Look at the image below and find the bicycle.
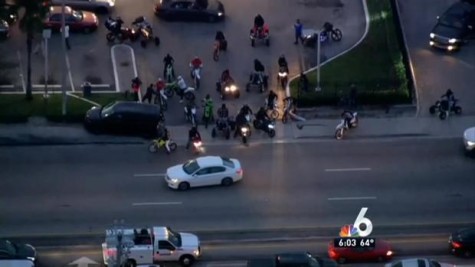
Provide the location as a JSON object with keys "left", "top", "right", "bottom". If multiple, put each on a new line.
{"left": 148, "top": 138, "right": 177, "bottom": 153}
{"left": 213, "top": 41, "right": 220, "bottom": 62}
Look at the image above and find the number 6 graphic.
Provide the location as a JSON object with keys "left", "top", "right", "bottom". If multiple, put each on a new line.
{"left": 353, "top": 207, "right": 373, "bottom": 237}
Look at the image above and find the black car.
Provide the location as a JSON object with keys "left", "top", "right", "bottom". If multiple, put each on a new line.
{"left": 0, "top": 239, "right": 37, "bottom": 262}
{"left": 155, "top": 0, "right": 225, "bottom": 22}
{"left": 84, "top": 101, "right": 163, "bottom": 137}
{"left": 429, "top": 1, "right": 475, "bottom": 51}
{"left": 449, "top": 227, "right": 475, "bottom": 257}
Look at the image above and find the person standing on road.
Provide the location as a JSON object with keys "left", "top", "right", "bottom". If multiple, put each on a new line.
{"left": 61, "top": 25, "right": 71, "bottom": 50}
{"left": 298, "top": 72, "right": 309, "bottom": 92}
{"left": 142, "top": 83, "right": 155, "bottom": 103}
{"left": 294, "top": 19, "right": 303, "bottom": 45}
{"left": 163, "top": 53, "right": 174, "bottom": 77}
{"left": 131, "top": 77, "right": 142, "bottom": 102}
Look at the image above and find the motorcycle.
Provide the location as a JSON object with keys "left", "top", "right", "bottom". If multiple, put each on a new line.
{"left": 265, "top": 98, "right": 279, "bottom": 120}
{"left": 302, "top": 22, "right": 343, "bottom": 48}
{"left": 213, "top": 38, "right": 228, "bottom": 61}
{"left": 131, "top": 16, "right": 160, "bottom": 48}
{"left": 154, "top": 90, "right": 168, "bottom": 111}
{"left": 165, "top": 64, "right": 175, "bottom": 83}
{"left": 335, "top": 112, "right": 358, "bottom": 140}
{"left": 250, "top": 25, "right": 270, "bottom": 47}
{"left": 240, "top": 124, "right": 251, "bottom": 144}
{"left": 430, "top": 99, "right": 462, "bottom": 120}
{"left": 277, "top": 65, "right": 288, "bottom": 90}
{"left": 184, "top": 102, "right": 198, "bottom": 126}
{"left": 164, "top": 83, "right": 196, "bottom": 102}
{"left": 148, "top": 138, "right": 177, "bottom": 153}
{"left": 282, "top": 98, "right": 306, "bottom": 124}
{"left": 217, "top": 79, "right": 240, "bottom": 100}
{"left": 253, "top": 119, "right": 276, "bottom": 138}
{"left": 246, "top": 72, "right": 268, "bottom": 93}
{"left": 212, "top": 117, "right": 232, "bottom": 139}
{"left": 106, "top": 26, "right": 137, "bottom": 43}
{"left": 190, "top": 65, "right": 202, "bottom": 90}
{"left": 192, "top": 137, "right": 204, "bottom": 154}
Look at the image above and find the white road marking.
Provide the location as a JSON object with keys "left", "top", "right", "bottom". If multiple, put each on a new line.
{"left": 134, "top": 173, "right": 166, "bottom": 177}
{"left": 132, "top": 202, "right": 182, "bottom": 206}
{"left": 325, "top": 168, "right": 371, "bottom": 172}
{"left": 328, "top": 196, "right": 377, "bottom": 201}
{"left": 206, "top": 262, "right": 247, "bottom": 267}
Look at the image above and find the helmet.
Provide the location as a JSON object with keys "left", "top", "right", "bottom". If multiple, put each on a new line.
{"left": 177, "top": 76, "right": 183, "bottom": 80}
{"left": 221, "top": 103, "right": 226, "bottom": 108}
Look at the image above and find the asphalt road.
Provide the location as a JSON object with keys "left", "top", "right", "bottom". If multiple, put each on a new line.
{"left": 398, "top": 0, "right": 475, "bottom": 116}
{"left": 0, "top": 137, "right": 474, "bottom": 237}
{"left": 3, "top": 0, "right": 366, "bottom": 125}
{"left": 27, "top": 236, "right": 475, "bottom": 267}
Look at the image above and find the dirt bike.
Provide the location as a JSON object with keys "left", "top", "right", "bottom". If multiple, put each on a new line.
{"left": 148, "top": 138, "right": 177, "bottom": 153}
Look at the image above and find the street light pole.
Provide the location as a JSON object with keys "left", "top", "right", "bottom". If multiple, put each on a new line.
{"left": 60, "top": 0, "right": 67, "bottom": 116}
{"left": 315, "top": 30, "right": 321, "bottom": 92}
{"left": 42, "top": 29, "right": 51, "bottom": 99}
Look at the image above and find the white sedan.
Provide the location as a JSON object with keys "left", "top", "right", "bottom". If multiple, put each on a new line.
{"left": 463, "top": 126, "right": 475, "bottom": 156}
{"left": 165, "top": 156, "right": 243, "bottom": 190}
{"left": 384, "top": 258, "right": 454, "bottom": 267}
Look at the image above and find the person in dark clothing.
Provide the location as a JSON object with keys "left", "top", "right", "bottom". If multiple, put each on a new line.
{"left": 298, "top": 72, "right": 309, "bottom": 92}
{"left": 163, "top": 53, "right": 174, "bottom": 77}
{"left": 256, "top": 107, "right": 270, "bottom": 123}
{"left": 131, "top": 77, "right": 142, "bottom": 102}
{"left": 341, "top": 110, "right": 354, "bottom": 128}
{"left": 278, "top": 55, "right": 288, "bottom": 71}
{"left": 294, "top": 19, "right": 303, "bottom": 44}
{"left": 254, "top": 14, "right": 264, "bottom": 29}
{"left": 239, "top": 104, "right": 253, "bottom": 117}
{"left": 142, "top": 83, "right": 155, "bottom": 103}
{"left": 254, "top": 59, "right": 265, "bottom": 73}
{"left": 266, "top": 90, "right": 277, "bottom": 110}
{"left": 216, "top": 103, "right": 229, "bottom": 130}
{"left": 234, "top": 111, "right": 249, "bottom": 138}
{"left": 440, "top": 88, "right": 455, "bottom": 111}
{"left": 186, "top": 126, "right": 201, "bottom": 149}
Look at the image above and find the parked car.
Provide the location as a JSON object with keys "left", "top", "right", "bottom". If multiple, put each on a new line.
{"left": 84, "top": 101, "right": 162, "bottom": 137}
{"left": 49, "top": 0, "right": 115, "bottom": 13}
{"left": 0, "top": 239, "right": 37, "bottom": 262}
{"left": 43, "top": 6, "right": 98, "bottom": 33}
{"left": 463, "top": 127, "right": 475, "bottom": 157}
{"left": 0, "top": 20, "right": 9, "bottom": 39}
{"left": 328, "top": 239, "right": 393, "bottom": 263}
{"left": 154, "top": 0, "right": 225, "bottom": 22}
{"left": 449, "top": 227, "right": 475, "bottom": 257}
{"left": 165, "top": 156, "right": 243, "bottom": 190}
{"left": 0, "top": 3, "right": 18, "bottom": 24}
{"left": 429, "top": 1, "right": 475, "bottom": 51}
{"left": 385, "top": 258, "right": 454, "bottom": 267}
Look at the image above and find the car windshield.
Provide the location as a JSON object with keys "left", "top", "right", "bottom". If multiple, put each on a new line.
{"left": 71, "top": 10, "right": 83, "bottom": 21}
{"left": 439, "top": 14, "right": 465, "bottom": 29}
{"left": 0, "top": 240, "right": 17, "bottom": 255}
{"left": 182, "top": 160, "right": 200, "bottom": 174}
{"left": 166, "top": 227, "right": 182, "bottom": 247}
{"left": 221, "top": 157, "right": 235, "bottom": 168}
{"left": 101, "top": 102, "right": 115, "bottom": 118}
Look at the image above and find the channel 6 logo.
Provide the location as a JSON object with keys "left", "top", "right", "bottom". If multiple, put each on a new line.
{"left": 339, "top": 208, "right": 373, "bottom": 237}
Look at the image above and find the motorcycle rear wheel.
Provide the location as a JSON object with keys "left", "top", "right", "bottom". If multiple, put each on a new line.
{"left": 439, "top": 111, "right": 447, "bottom": 120}
{"left": 335, "top": 129, "right": 344, "bottom": 140}
{"left": 268, "top": 129, "right": 276, "bottom": 138}
{"left": 331, "top": 29, "right": 343, "bottom": 41}
{"left": 106, "top": 33, "right": 115, "bottom": 42}
{"left": 164, "top": 88, "right": 174, "bottom": 98}
{"left": 169, "top": 141, "right": 177, "bottom": 152}
{"left": 270, "top": 110, "right": 279, "bottom": 120}
{"left": 429, "top": 105, "right": 437, "bottom": 114}
{"left": 148, "top": 143, "right": 158, "bottom": 153}
{"left": 454, "top": 106, "right": 462, "bottom": 115}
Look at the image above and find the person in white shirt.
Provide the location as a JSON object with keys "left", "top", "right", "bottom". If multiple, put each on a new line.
{"left": 60, "top": 25, "right": 70, "bottom": 50}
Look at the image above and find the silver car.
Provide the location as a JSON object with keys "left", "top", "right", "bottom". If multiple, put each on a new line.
{"left": 463, "top": 126, "right": 475, "bottom": 156}
{"left": 51, "top": 0, "right": 115, "bottom": 13}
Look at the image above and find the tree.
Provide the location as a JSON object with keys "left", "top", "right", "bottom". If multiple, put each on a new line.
{"left": 15, "top": 0, "right": 48, "bottom": 100}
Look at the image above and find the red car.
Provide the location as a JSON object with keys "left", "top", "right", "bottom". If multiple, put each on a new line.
{"left": 43, "top": 6, "right": 98, "bottom": 33}
{"left": 328, "top": 239, "right": 393, "bottom": 264}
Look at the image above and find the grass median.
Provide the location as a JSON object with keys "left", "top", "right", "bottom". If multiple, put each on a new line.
{"left": 0, "top": 93, "right": 127, "bottom": 123}
{"left": 290, "top": 0, "right": 412, "bottom": 107}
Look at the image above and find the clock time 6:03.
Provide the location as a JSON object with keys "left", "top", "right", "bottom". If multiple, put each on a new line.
{"left": 334, "top": 238, "right": 376, "bottom": 248}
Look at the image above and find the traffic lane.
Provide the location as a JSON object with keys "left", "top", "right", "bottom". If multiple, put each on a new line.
{"left": 1, "top": 138, "right": 475, "bottom": 235}
{"left": 398, "top": 0, "right": 475, "bottom": 116}
{"left": 119, "top": 0, "right": 366, "bottom": 125}
{"left": 32, "top": 236, "right": 475, "bottom": 267}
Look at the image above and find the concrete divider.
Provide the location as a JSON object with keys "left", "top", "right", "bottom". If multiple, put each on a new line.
{"left": 111, "top": 44, "right": 140, "bottom": 101}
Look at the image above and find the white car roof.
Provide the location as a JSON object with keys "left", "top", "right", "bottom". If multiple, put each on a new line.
{"left": 196, "top": 156, "right": 224, "bottom": 167}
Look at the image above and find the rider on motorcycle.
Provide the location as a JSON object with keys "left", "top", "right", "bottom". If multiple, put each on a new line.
{"left": 215, "top": 31, "right": 226, "bottom": 43}
{"left": 254, "top": 59, "right": 265, "bottom": 73}
{"left": 256, "top": 107, "right": 271, "bottom": 125}
{"left": 176, "top": 76, "right": 188, "bottom": 103}
{"left": 186, "top": 126, "right": 201, "bottom": 149}
{"left": 190, "top": 56, "right": 203, "bottom": 70}
{"left": 105, "top": 16, "right": 123, "bottom": 34}
{"left": 218, "top": 103, "right": 229, "bottom": 119}
{"left": 155, "top": 77, "right": 166, "bottom": 101}
{"left": 221, "top": 69, "right": 234, "bottom": 83}
{"left": 254, "top": 14, "right": 264, "bottom": 31}
{"left": 266, "top": 90, "right": 277, "bottom": 110}
{"left": 441, "top": 88, "right": 455, "bottom": 111}
{"left": 234, "top": 109, "right": 250, "bottom": 138}
{"left": 278, "top": 55, "right": 289, "bottom": 72}
{"left": 156, "top": 122, "right": 171, "bottom": 154}
{"left": 341, "top": 110, "right": 354, "bottom": 128}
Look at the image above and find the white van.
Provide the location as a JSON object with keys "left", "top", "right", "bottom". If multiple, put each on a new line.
{"left": 0, "top": 260, "right": 35, "bottom": 267}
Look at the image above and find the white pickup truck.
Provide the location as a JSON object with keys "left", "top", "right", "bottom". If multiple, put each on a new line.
{"left": 102, "top": 226, "right": 201, "bottom": 266}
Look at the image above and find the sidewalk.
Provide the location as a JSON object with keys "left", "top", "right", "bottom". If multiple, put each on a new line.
{"left": 0, "top": 115, "right": 472, "bottom": 146}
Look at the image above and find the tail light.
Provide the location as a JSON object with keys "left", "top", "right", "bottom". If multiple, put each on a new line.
{"left": 328, "top": 249, "right": 337, "bottom": 258}
{"left": 236, "top": 169, "right": 243, "bottom": 175}
{"left": 386, "top": 250, "right": 393, "bottom": 256}
{"left": 452, "top": 241, "right": 462, "bottom": 248}
{"left": 107, "top": 248, "right": 117, "bottom": 257}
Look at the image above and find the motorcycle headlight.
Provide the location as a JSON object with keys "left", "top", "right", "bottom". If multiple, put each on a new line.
{"left": 268, "top": 124, "right": 275, "bottom": 129}
{"left": 194, "top": 141, "right": 202, "bottom": 146}
{"left": 241, "top": 127, "right": 248, "bottom": 132}
{"left": 430, "top": 33, "right": 435, "bottom": 39}
{"left": 467, "top": 140, "right": 475, "bottom": 146}
{"left": 278, "top": 72, "right": 287, "bottom": 77}
{"left": 230, "top": 85, "right": 237, "bottom": 91}
{"left": 448, "top": 38, "right": 457, "bottom": 44}
{"left": 225, "top": 86, "right": 230, "bottom": 92}
{"left": 218, "top": 12, "right": 223, "bottom": 16}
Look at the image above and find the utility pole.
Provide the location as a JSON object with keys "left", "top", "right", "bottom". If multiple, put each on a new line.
{"left": 42, "top": 28, "right": 51, "bottom": 99}
{"left": 60, "top": 0, "right": 68, "bottom": 116}
{"left": 315, "top": 30, "right": 322, "bottom": 92}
